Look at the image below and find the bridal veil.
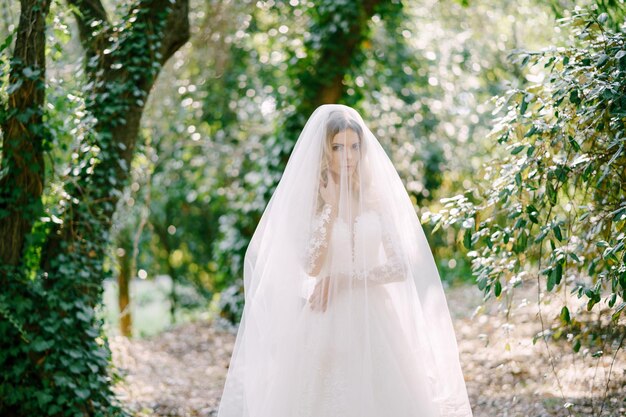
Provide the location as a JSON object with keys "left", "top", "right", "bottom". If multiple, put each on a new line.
{"left": 216, "top": 104, "right": 473, "bottom": 417}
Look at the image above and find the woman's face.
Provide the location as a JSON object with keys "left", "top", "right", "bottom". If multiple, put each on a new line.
{"left": 329, "top": 129, "right": 361, "bottom": 176}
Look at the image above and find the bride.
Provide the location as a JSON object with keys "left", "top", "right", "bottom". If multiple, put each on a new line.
{"left": 216, "top": 104, "right": 473, "bottom": 417}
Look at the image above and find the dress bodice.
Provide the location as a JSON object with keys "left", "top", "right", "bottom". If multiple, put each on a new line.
{"left": 328, "top": 210, "right": 385, "bottom": 276}
{"left": 305, "top": 203, "right": 406, "bottom": 286}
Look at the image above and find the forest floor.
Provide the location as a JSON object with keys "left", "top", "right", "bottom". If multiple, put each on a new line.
{"left": 110, "top": 280, "right": 625, "bottom": 417}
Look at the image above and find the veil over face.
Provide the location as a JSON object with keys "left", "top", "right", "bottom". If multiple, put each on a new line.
{"left": 217, "top": 104, "right": 473, "bottom": 417}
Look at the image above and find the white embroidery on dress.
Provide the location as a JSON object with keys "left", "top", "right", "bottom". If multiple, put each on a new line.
{"left": 305, "top": 203, "right": 333, "bottom": 275}
{"left": 306, "top": 207, "right": 408, "bottom": 284}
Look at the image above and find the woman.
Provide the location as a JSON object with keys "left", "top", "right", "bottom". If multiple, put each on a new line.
{"left": 216, "top": 104, "right": 473, "bottom": 417}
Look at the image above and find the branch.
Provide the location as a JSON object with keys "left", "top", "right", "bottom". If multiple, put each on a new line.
{"left": 66, "top": 0, "right": 110, "bottom": 53}
{"left": 157, "top": 0, "right": 190, "bottom": 63}
{"left": 132, "top": 0, "right": 190, "bottom": 65}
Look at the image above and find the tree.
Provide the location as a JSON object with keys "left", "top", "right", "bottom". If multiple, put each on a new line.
{"left": 426, "top": 7, "right": 625, "bottom": 363}
{"left": 0, "top": 0, "right": 190, "bottom": 414}
{"left": 0, "top": 0, "right": 49, "bottom": 266}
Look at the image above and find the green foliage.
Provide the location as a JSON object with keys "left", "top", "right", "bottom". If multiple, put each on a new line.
{"left": 201, "top": 0, "right": 404, "bottom": 320}
{"left": 137, "top": 0, "right": 566, "bottom": 318}
{"left": 1, "top": 0, "right": 188, "bottom": 415}
{"left": 0, "top": 270, "right": 126, "bottom": 416}
{"left": 427, "top": 8, "right": 626, "bottom": 350}
{"left": 548, "top": 0, "right": 626, "bottom": 31}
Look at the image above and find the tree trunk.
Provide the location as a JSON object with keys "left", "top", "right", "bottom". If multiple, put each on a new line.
{"left": 117, "top": 248, "right": 133, "bottom": 337}
{"left": 271, "top": 0, "right": 390, "bottom": 180}
{"left": 297, "top": 0, "right": 384, "bottom": 118}
{"left": 0, "top": 0, "right": 50, "bottom": 268}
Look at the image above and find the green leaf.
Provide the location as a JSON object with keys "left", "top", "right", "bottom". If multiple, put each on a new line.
{"left": 568, "top": 135, "right": 581, "bottom": 151}
{"left": 22, "top": 67, "right": 41, "bottom": 79}
{"left": 6, "top": 79, "right": 23, "bottom": 94}
{"left": 560, "top": 306, "right": 571, "bottom": 323}
{"left": 516, "top": 230, "right": 528, "bottom": 252}
{"left": 596, "top": 53, "right": 609, "bottom": 68}
{"left": 0, "top": 33, "right": 14, "bottom": 53}
{"left": 573, "top": 338, "right": 581, "bottom": 352}
{"left": 588, "top": 260, "right": 596, "bottom": 275}
{"left": 587, "top": 297, "right": 597, "bottom": 311}
{"left": 569, "top": 90, "right": 580, "bottom": 104}
{"left": 31, "top": 339, "right": 53, "bottom": 352}
{"left": 554, "top": 263, "right": 562, "bottom": 285}
{"left": 520, "top": 93, "right": 529, "bottom": 115}
{"left": 75, "top": 388, "right": 90, "bottom": 400}
{"left": 614, "top": 301, "right": 626, "bottom": 314}
{"left": 477, "top": 276, "right": 487, "bottom": 290}
{"left": 553, "top": 224, "right": 563, "bottom": 241}
{"left": 521, "top": 54, "right": 530, "bottom": 67}
{"left": 612, "top": 302, "right": 626, "bottom": 321}
{"left": 494, "top": 279, "right": 502, "bottom": 297}
{"left": 524, "top": 125, "right": 537, "bottom": 137}
{"left": 534, "top": 229, "right": 548, "bottom": 243}
{"left": 35, "top": 392, "right": 53, "bottom": 407}
{"left": 463, "top": 228, "right": 472, "bottom": 249}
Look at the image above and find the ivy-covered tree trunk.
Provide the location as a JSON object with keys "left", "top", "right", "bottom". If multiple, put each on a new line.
{"left": 0, "top": 0, "right": 49, "bottom": 267}
{"left": 295, "top": 0, "right": 386, "bottom": 118}
{"left": 42, "top": 0, "right": 190, "bottom": 273}
{"left": 0, "top": 0, "right": 189, "bottom": 415}
{"left": 274, "top": 0, "right": 398, "bottom": 173}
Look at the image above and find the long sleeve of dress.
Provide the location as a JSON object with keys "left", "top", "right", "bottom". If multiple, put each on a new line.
{"left": 353, "top": 218, "right": 408, "bottom": 285}
{"left": 305, "top": 203, "right": 333, "bottom": 277}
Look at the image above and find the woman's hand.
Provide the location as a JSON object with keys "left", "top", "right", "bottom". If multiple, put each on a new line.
{"left": 307, "top": 274, "right": 358, "bottom": 312}
{"left": 319, "top": 171, "right": 338, "bottom": 209}
{"left": 308, "top": 275, "right": 331, "bottom": 312}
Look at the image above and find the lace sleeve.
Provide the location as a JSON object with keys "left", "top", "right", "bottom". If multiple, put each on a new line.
{"left": 354, "top": 221, "right": 408, "bottom": 285}
{"left": 305, "top": 203, "right": 333, "bottom": 276}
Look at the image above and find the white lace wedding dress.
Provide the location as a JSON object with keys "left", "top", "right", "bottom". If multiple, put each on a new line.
{"left": 215, "top": 104, "right": 473, "bottom": 417}
{"left": 282, "top": 207, "right": 443, "bottom": 417}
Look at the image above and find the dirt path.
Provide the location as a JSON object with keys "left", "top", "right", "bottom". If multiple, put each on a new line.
{"left": 110, "top": 281, "right": 625, "bottom": 417}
